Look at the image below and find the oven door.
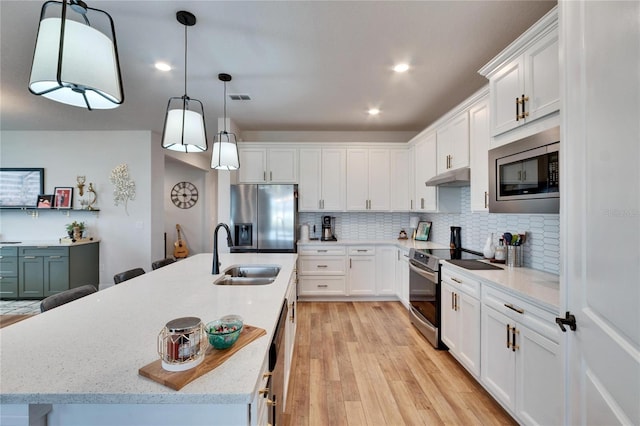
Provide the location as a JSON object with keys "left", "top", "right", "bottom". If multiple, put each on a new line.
{"left": 408, "top": 259, "right": 440, "bottom": 348}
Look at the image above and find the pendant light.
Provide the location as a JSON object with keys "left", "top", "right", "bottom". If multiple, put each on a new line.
{"left": 161, "top": 11, "right": 207, "bottom": 153}
{"left": 28, "top": 0, "right": 124, "bottom": 110}
{"left": 211, "top": 73, "right": 240, "bottom": 170}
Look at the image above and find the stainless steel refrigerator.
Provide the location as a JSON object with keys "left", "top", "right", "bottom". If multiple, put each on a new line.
{"left": 230, "top": 184, "right": 297, "bottom": 253}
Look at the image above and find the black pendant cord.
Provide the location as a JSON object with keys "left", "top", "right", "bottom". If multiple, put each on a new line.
{"left": 183, "top": 23, "right": 188, "bottom": 100}
{"left": 223, "top": 80, "right": 227, "bottom": 133}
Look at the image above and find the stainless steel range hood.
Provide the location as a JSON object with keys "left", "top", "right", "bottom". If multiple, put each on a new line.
{"left": 425, "top": 167, "right": 470, "bottom": 187}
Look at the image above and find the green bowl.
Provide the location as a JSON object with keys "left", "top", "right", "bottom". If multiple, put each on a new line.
{"left": 206, "top": 319, "right": 243, "bottom": 349}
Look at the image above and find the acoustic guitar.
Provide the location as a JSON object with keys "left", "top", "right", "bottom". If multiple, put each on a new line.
{"left": 174, "top": 224, "right": 189, "bottom": 258}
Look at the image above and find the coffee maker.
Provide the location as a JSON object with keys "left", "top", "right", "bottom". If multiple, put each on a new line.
{"left": 321, "top": 215, "right": 337, "bottom": 241}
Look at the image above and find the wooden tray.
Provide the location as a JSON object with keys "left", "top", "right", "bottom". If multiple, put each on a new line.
{"left": 139, "top": 325, "right": 266, "bottom": 390}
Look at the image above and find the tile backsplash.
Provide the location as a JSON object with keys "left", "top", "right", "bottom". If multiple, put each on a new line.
{"left": 299, "top": 187, "right": 560, "bottom": 274}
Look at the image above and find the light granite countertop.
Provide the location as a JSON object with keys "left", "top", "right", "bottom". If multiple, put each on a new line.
{"left": 0, "top": 239, "right": 99, "bottom": 248}
{"left": 0, "top": 253, "right": 297, "bottom": 405}
{"left": 298, "top": 239, "right": 449, "bottom": 251}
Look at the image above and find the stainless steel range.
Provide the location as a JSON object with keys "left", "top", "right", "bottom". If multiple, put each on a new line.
{"left": 408, "top": 247, "right": 483, "bottom": 349}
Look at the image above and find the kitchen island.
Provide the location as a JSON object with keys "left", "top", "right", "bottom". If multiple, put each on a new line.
{"left": 0, "top": 252, "right": 297, "bottom": 426}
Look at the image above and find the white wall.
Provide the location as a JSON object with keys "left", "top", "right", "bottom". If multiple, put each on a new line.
{"left": 0, "top": 130, "right": 159, "bottom": 287}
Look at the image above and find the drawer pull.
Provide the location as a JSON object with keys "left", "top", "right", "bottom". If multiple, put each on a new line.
{"left": 317, "top": 250, "right": 328, "bottom": 253}
{"left": 49, "top": 256, "right": 61, "bottom": 259}
{"left": 356, "top": 249, "right": 368, "bottom": 252}
{"left": 36, "top": 246, "right": 49, "bottom": 249}
{"left": 451, "top": 277, "right": 463, "bottom": 284}
{"left": 317, "top": 284, "right": 328, "bottom": 288}
{"left": 316, "top": 265, "right": 328, "bottom": 268}
{"left": 504, "top": 303, "right": 524, "bottom": 314}
{"left": 24, "top": 256, "right": 36, "bottom": 259}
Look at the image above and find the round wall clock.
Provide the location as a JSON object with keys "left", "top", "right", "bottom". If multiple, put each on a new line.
{"left": 171, "top": 181, "right": 198, "bottom": 209}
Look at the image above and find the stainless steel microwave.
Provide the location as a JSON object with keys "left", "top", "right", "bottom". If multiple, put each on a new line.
{"left": 488, "top": 127, "right": 559, "bottom": 214}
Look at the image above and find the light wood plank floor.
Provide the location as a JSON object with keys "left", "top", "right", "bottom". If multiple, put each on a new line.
{"left": 283, "top": 301, "right": 516, "bottom": 426}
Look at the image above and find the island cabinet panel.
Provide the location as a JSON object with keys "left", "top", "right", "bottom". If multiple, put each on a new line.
{"left": 9, "top": 243, "right": 99, "bottom": 300}
{"left": 0, "top": 247, "right": 18, "bottom": 298}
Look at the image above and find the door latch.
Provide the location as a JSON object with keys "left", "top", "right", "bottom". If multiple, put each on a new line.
{"left": 555, "top": 311, "right": 577, "bottom": 332}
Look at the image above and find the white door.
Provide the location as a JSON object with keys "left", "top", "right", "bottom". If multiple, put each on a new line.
{"left": 298, "top": 148, "right": 321, "bottom": 211}
{"left": 238, "top": 148, "right": 266, "bottom": 183}
{"left": 321, "top": 148, "right": 346, "bottom": 211}
{"left": 346, "top": 149, "right": 369, "bottom": 210}
{"left": 368, "top": 149, "right": 390, "bottom": 210}
{"left": 348, "top": 256, "right": 375, "bottom": 296}
{"left": 268, "top": 148, "right": 297, "bottom": 183}
{"left": 561, "top": 2, "right": 639, "bottom": 425}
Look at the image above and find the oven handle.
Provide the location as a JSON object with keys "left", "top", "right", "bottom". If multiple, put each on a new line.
{"left": 408, "top": 260, "right": 437, "bottom": 282}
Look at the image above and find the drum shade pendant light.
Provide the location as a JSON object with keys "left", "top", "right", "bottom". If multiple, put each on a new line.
{"left": 161, "top": 11, "right": 207, "bottom": 153}
{"left": 28, "top": 0, "right": 124, "bottom": 110}
{"left": 211, "top": 73, "right": 240, "bottom": 170}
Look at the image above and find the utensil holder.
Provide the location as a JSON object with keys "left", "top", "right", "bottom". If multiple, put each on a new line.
{"left": 506, "top": 246, "right": 523, "bottom": 267}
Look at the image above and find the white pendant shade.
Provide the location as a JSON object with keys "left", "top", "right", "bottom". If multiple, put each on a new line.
{"left": 162, "top": 109, "right": 207, "bottom": 153}
{"left": 29, "top": 17, "right": 122, "bottom": 109}
{"left": 211, "top": 141, "right": 240, "bottom": 170}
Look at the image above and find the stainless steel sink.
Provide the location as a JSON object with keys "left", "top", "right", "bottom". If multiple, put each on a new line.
{"left": 214, "top": 265, "right": 280, "bottom": 285}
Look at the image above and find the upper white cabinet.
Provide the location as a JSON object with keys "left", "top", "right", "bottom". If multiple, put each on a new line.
{"left": 469, "top": 95, "right": 490, "bottom": 211}
{"left": 238, "top": 146, "right": 297, "bottom": 183}
{"left": 412, "top": 131, "right": 437, "bottom": 212}
{"left": 390, "top": 148, "right": 413, "bottom": 211}
{"left": 346, "top": 148, "right": 390, "bottom": 211}
{"left": 436, "top": 111, "right": 469, "bottom": 174}
{"left": 479, "top": 8, "right": 558, "bottom": 138}
{"left": 298, "top": 148, "right": 345, "bottom": 211}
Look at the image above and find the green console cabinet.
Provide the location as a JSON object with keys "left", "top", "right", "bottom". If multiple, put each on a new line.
{"left": 0, "top": 247, "right": 19, "bottom": 298}
{"left": 10, "top": 242, "right": 99, "bottom": 300}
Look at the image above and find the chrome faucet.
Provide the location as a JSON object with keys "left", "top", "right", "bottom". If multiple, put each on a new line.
{"left": 212, "top": 223, "right": 234, "bottom": 275}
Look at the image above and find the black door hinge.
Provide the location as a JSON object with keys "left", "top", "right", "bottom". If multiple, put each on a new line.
{"left": 555, "top": 311, "right": 577, "bottom": 332}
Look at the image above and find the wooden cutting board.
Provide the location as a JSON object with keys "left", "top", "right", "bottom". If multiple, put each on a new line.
{"left": 139, "top": 325, "right": 266, "bottom": 391}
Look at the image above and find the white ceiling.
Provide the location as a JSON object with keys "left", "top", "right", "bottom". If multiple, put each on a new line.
{"left": 0, "top": 0, "right": 555, "bottom": 137}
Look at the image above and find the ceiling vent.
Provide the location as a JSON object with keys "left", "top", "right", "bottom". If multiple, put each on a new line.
{"left": 228, "top": 94, "right": 251, "bottom": 101}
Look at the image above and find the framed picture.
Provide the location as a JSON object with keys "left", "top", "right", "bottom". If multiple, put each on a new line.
{"left": 53, "top": 187, "right": 73, "bottom": 209}
{"left": 415, "top": 221, "right": 432, "bottom": 241}
{"left": 0, "top": 168, "right": 44, "bottom": 208}
{"left": 36, "top": 194, "right": 54, "bottom": 209}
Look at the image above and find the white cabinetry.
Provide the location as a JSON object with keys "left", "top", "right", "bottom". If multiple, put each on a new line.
{"left": 436, "top": 111, "right": 469, "bottom": 174}
{"left": 412, "top": 131, "right": 437, "bottom": 212}
{"left": 375, "top": 245, "right": 396, "bottom": 296}
{"left": 479, "top": 9, "right": 558, "bottom": 138}
{"left": 297, "top": 246, "right": 346, "bottom": 296}
{"left": 440, "top": 266, "right": 481, "bottom": 377}
{"left": 238, "top": 146, "right": 297, "bottom": 183}
{"left": 481, "top": 285, "right": 561, "bottom": 426}
{"left": 347, "top": 247, "right": 376, "bottom": 295}
{"left": 284, "top": 270, "right": 297, "bottom": 408}
{"left": 469, "top": 95, "right": 490, "bottom": 211}
{"left": 250, "top": 356, "right": 271, "bottom": 426}
{"left": 298, "top": 148, "right": 346, "bottom": 211}
{"left": 395, "top": 247, "right": 410, "bottom": 308}
{"left": 346, "top": 148, "right": 390, "bottom": 211}
{"left": 390, "top": 148, "right": 413, "bottom": 211}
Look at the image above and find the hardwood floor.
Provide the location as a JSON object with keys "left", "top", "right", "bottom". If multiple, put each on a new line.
{"left": 283, "top": 301, "right": 516, "bottom": 426}
{"left": 0, "top": 314, "right": 33, "bottom": 329}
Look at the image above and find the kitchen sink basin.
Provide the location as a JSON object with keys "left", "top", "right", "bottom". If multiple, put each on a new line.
{"left": 214, "top": 265, "right": 281, "bottom": 285}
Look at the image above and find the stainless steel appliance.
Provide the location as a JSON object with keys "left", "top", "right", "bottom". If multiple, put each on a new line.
{"left": 268, "top": 299, "right": 287, "bottom": 425}
{"left": 230, "top": 184, "right": 297, "bottom": 253}
{"left": 408, "top": 247, "right": 483, "bottom": 348}
{"left": 320, "top": 215, "right": 337, "bottom": 241}
{"left": 488, "top": 126, "right": 560, "bottom": 213}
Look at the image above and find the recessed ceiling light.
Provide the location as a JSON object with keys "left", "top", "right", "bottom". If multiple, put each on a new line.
{"left": 155, "top": 62, "right": 172, "bottom": 72}
{"left": 393, "top": 63, "right": 410, "bottom": 73}
{"left": 368, "top": 108, "right": 381, "bottom": 116}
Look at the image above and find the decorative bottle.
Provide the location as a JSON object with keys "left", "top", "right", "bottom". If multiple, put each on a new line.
{"left": 494, "top": 238, "right": 506, "bottom": 261}
{"left": 483, "top": 233, "right": 496, "bottom": 259}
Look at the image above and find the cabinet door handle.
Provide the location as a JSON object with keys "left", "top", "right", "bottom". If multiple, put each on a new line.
{"left": 484, "top": 191, "right": 488, "bottom": 208}
{"left": 263, "top": 171, "right": 266, "bottom": 181}
{"left": 504, "top": 303, "right": 524, "bottom": 314}
{"left": 349, "top": 258, "right": 352, "bottom": 268}
{"left": 516, "top": 96, "right": 520, "bottom": 121}
{"left": 522, "top": 171, "right": 526, "bottom": 181}
{"left": 512, "top": 326, "right": 519, "bottom": 352}
{"left": 455, "top": 293, "right": 458, "bottom": 311}
{"left": 506, "top": 324, "right": 512, "bottom": 349}
{"left": 518, "top": 170, "right": 522, "bottom": 181}
{"left": 410, "top": 199, "right": 413, "bottom": 210}
{"left": 421, "top": 198, "right": 424, "bottom": 209}
{"left": 521, "top": 94, "right": 529, "bottom": 119}
{"left": 270, "top": 171, "right": 273, "bottom": 181}
{"left": 452, "top": 292, "right": 455, "bottom": 310}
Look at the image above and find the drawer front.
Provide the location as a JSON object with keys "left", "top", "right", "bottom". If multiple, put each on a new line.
{"left": 0, "top": 256, "right": 18, "bottom": 277}
{"left": 348, "top": 246, "right": 376, "bottom": 256}
{"left": 0, "top": 276, "right": 18, "bottom": 298}
{"left": 298, "top": 256, "right": 346, "bottom": 275}
{"left": 0, "top": 247, "right": 18, "bottom": 256}
{"left": 482, "top": 285, "right": 559, "bottom": 342}
{"left": 441, "top": 267, "right": 480, "bottom": 298}
{"left": 299, "top": 276, "right": 346, "bottom": 295}
{"left": 298, "top": 246, "right": 346, "bottom": 256}
{"left": 19, "top": 246, "right": 68, "bottom": 257}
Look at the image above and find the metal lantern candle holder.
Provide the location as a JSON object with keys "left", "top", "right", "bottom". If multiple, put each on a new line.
{"left": 157, "top": 317, "right": 205, "bottom": 372}
{"left": 29, "top": 0, "right": 124, "bottom": 110}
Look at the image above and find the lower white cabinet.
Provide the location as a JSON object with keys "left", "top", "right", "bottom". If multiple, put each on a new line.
{"left": 375, "top": 246, "right": 397, "bottom": 296}
{"left": 298, "top": 245, "right": 347, "bottom": 297}
{"left": 347, "top": 247, "right": 376, "bottom": 296}
{"left": 481, "top": 285, "right": 561, "bottom": 426}
{"left": 440, "top": 267, "right": 481, "bottom": 377}
{"left": 395, "top": 248, "right": 410, "bottom": 308}
{"left": 283, "top": 270, "right": 297, "bottom": 409}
